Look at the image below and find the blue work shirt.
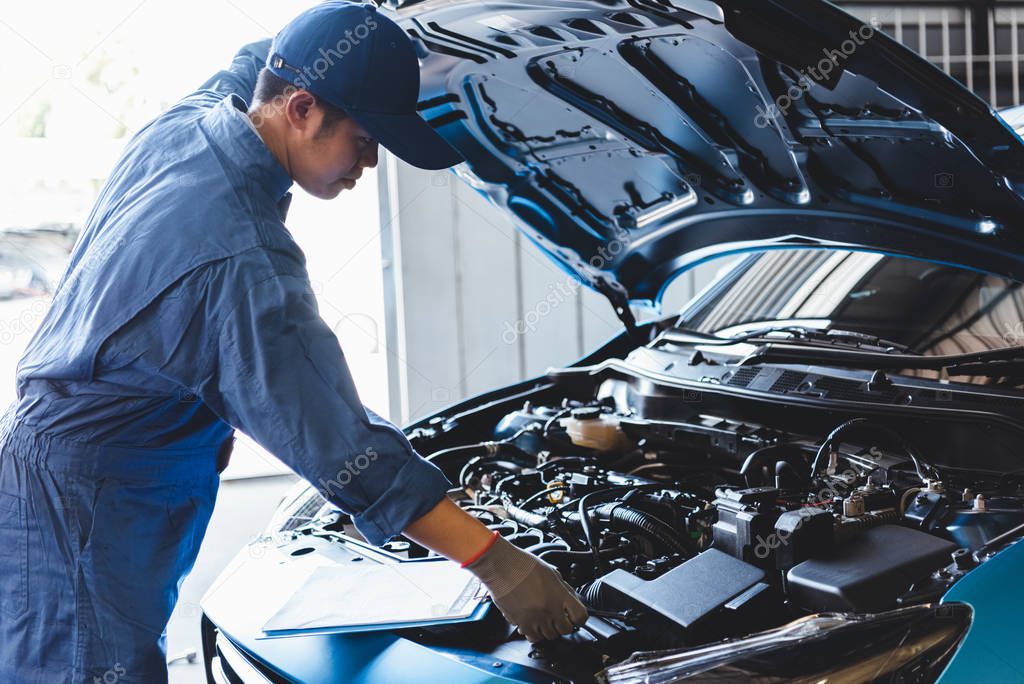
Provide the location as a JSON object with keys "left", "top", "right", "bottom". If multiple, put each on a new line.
{"left": 13, "top": 40, "right": 451, "bottom": 546}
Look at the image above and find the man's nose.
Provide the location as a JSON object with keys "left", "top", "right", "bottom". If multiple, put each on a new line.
{"left": 363, "top": 143, "right": 379, "bottom": 170}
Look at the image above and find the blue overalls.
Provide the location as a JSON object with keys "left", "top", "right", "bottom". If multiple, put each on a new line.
{"left": 0, "top": 41, "right": 450, "bottom": 683}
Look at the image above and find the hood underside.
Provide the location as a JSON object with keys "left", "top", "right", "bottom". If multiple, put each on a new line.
{"left": 393, "top": 0, "right": 1024, "bottom": 313}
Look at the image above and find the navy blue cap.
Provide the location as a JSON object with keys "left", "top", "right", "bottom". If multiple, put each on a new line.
{"left": 267, "top": 1, "right": 463, "bottom": 170}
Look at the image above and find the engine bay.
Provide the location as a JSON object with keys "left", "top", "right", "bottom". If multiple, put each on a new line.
{"left": 274, "top": 337, "right": 1024, "bottom": 682}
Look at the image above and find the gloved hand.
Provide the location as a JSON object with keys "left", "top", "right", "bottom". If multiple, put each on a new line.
{"left": 464, "top": 533, "right": 589, "bottom": 642}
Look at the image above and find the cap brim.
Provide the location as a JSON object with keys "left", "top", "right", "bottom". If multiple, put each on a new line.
{"left": 351, "top": 109, "right": 464, "bottom": 171}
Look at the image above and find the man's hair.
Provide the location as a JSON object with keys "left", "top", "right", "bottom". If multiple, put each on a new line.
{"left": 251, "top": 68, "right": 349, "bottom": 137}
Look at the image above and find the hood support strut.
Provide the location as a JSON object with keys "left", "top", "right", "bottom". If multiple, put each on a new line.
{"left": 595, "top": 277, "right": 647, "bottom": 346}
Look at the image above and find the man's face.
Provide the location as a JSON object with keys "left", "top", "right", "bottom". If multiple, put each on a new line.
{"left": 289, "top": 102, "right": 379, "bottom": 200}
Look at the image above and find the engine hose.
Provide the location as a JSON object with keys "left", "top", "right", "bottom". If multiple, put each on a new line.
{"left": 457, "top": 452, "right": 528, "bottom": 490}
{"left": 564, "top": 504, "right": 691, "bottom": 557}
{"left": 601, "top": 504, "right": 692, "bottom": 557}
{"left": 527, "top": 541, "right": 570, "bottom": 556}
{"left": 426, "top": 425, "right": 537, "bottom": 466}
{"left": 579, "top": 580, "right": 632, "bottom": 620}
{"left": 507, "top": 530, "right": 545, "bottom": 548}
{"left": 582, "top": 578, "right": 607, "bottom": 608}
{"left": 425, "top": 443, "right": 493, "bottom": 467}
{"left": 741, "top": 444, "right": 807, "bottom": 488}
{"left": 503, "top": 500, "right": 548, "bottom": 529}
{"left": 489, "top": 520, "right": 520, "bottom": 537}
{"left": 539, "top": 544, "right": 631, "bottom": 563}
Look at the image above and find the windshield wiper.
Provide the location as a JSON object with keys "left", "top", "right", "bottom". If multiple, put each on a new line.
{"left": 665, "top": 326, "right": 1024, "bottom": 377}
{"left": 942, "top": 359, "right": 1024, "bottom": 378}
{"left": 738, "top": 342, "right": 1024, "bottom": 374}
{"left": 663, "top": 325, "right": 915, "bottom": 353}
{"left": 730, "top": 325, "right": 916, "bottom": 353}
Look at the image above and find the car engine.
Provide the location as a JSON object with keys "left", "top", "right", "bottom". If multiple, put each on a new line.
{"left": 433, "top": 399, "right": 1023, "bottom": 633}
{"left": 274, "top": 364, "right": 1024, "bottom": 680}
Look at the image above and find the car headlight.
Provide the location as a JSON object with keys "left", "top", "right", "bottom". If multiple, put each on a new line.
{"left": 599, "top": 603, "right": 972, "bottom": 684}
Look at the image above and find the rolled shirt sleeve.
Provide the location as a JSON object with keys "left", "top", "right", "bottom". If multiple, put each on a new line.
{"left": 204, "top": 272, "right": 451, "bottom": 545}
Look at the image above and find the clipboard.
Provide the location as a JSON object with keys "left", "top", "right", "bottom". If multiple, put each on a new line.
{"left": 259, "top": 555, "right": 491, "bottom": 638}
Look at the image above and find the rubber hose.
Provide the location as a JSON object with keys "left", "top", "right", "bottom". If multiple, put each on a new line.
{"left": 582, "top": 578, "right": 607, "bottom": 608}
{"left": 602, "top": 504, "right": 692, "bottom": 557}
{"left": 742, "top": 445, "right": 802, "bottom": 487}
{"left": 526, "top": 541, "right": 570, "bottom": 556}
{"left": 563, "top": 504, "right": 690, "bottom": 556}
{"left": 503, "top": 500, "right": 548, "bottom": 529}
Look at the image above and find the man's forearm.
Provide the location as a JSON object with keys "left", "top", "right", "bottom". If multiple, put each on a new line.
{"left": 402, "top": 496, "right": 495, "bottom": 564}
{"left": 405, "top": 496, "right": 589, "bottom": 642}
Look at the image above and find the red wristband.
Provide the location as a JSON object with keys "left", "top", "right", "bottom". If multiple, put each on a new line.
{"left": 460, "top": 530, "right": 500, "bottom": 568}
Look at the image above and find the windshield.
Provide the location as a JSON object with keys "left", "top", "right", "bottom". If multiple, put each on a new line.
{"left": 678, "top": 249, "right": 1024, "bottom": 380}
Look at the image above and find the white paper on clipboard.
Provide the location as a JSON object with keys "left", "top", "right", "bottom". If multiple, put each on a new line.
{"left": 262, "top": 559, "right": 488, "bottom": 635}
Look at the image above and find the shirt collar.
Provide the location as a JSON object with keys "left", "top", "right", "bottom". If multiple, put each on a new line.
{"left": 201, "top": 94, "right": 294, "bottom": 202}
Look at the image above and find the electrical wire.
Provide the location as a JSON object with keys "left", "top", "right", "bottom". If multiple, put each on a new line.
{"left": 541, "top": 406, "right": 581, "bottom": 451}
{"left": 578, "top": 491, "right": 602, "bottom": 571}
{"left": 810, "top": 418, "right": 938, "bottom": 483}
{"left": 538, "top": 457, "right": 591, "bottom": 471}
{"left": 425, "top": 423, "right": 536, "bottom": 465}
{"left": 542, "top": 407, "right": 573, "bottom": 438}
{"left": 457, "top": 453, "right": 528, "bottom": 490}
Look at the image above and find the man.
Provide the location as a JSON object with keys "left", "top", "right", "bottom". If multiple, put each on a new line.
{"left": 0, "top": 2, "right": 587, "bottom": 682}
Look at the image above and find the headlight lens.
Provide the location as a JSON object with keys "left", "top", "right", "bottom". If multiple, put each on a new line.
{"left": 265, "top": 481, "right": 330, "bottom": 534}
{"left": 599, "top": 603, "right": 972, "bottom": 684}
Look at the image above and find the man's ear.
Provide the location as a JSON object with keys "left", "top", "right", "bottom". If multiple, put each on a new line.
{"left": 283, "top": 90, "right": 319, "bottom": 134}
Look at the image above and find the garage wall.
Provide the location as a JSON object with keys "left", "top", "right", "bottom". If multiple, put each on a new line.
{"left": 378, "top": 156, "right": 717, "bottom": 425}
{"left": 840, "top": 2, "right": 1024, "bottom": 110}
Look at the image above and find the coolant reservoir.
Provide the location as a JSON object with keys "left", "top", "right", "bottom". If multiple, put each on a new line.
{"left": 560, "top": 407, "right": 630, "bottom": 452}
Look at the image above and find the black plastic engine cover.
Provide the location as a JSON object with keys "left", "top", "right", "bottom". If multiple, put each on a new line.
{"left": 600, "top": 548, "right": 766, "bottom": 629}
{"left": 786, "top": 525, "right": 957, "bottom": 612}
{"left": 774, "top": 507, "right": 833, "bottom": 571}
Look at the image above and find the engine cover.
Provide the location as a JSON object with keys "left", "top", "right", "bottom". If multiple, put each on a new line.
{"left": 786, "top": 525, "right": 957, "bottom": 612}
{"left": 599, "top": 549, "right": 767, "bottom": 630}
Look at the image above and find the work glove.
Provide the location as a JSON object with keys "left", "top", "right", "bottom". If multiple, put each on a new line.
{"left": 464, "top": 533, "right": 589, "bottom": 643}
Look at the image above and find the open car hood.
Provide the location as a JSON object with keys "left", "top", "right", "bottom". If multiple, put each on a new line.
{"left": 392, "top": 0, "right": 1024, "bottom": 325}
